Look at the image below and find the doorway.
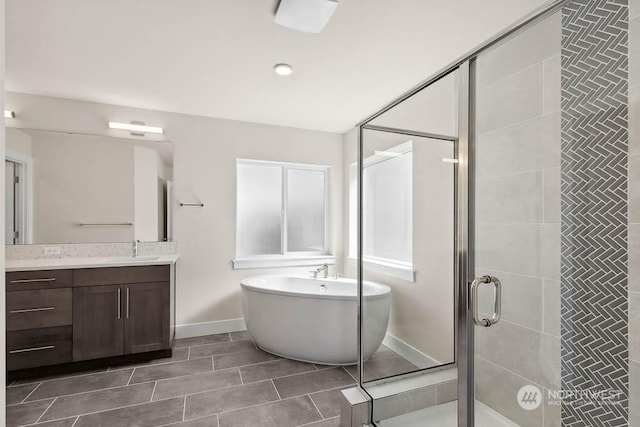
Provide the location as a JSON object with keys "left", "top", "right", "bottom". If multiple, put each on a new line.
{"left": 5, "top": 154, "right": 31, "bottom": 245}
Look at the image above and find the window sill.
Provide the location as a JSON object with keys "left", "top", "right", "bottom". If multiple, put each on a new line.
{"left": 347, "top": 257, "right": 416, "bottom": 282}
{"left": 233, "top": 255, "right": 336, "bottom": 270}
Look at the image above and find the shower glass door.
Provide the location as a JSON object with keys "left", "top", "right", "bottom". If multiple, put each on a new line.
{"left": 357, "top": 68, "right": 461, "bottom": 423}
{"left": 471, "top": 9, "right": 562, "bottom": 427}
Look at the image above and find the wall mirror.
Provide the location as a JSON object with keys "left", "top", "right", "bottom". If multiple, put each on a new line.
{"left": 5, "top": 127, "right": 174, "bottom": 245}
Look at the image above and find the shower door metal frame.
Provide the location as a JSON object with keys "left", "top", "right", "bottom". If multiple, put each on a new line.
{"left": 456, "top": 59, "right": 473, "bottom": 427}
{"left": 356, "top": 64, "right": 463, "bottom": 408}
{"left": 357, "top": 112, "right": 460, "bottom": 382}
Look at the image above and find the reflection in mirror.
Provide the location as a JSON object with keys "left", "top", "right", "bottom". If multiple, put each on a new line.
{"left": 5, "top": 128, "right": 173, "bottom": 245}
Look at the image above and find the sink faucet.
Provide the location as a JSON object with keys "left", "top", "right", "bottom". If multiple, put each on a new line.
{"left": 133, "top": 240, "right": 141, "bottom": 257}
{"left": 310, "top": 264, "right": 329, "bottom": 279}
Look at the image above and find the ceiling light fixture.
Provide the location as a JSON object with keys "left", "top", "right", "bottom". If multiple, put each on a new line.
{"left": 275, "top": 0, "right": 338, "bottom": 33}
{"left": 4, "top": 110, "right": 15, "bottom": 119}
{"left": 374, "top": 150, "right": 403, "bottom": 157}
{"left": 274, "top": 63, "right": 294, "bottom": 76}
{"left": 109, "top": 121, "right": 163, "bottom": 136}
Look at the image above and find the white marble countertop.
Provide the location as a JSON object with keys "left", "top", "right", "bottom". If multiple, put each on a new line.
{"left": 6, "top": 254, "right": 179, "bottom": 272}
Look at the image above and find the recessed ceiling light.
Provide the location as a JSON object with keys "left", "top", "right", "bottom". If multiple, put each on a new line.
{"left": 274, "top": 63, "right": 293, "bottom": 76}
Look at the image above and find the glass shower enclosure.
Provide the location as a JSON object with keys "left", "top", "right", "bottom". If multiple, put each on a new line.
{"left": 354, "top": 1, "right": 586, "bottom": 426}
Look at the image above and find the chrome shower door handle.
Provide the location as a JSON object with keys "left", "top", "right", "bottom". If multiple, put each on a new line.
{"left": 470, "top": 275, "right": 502, "bottom": 327}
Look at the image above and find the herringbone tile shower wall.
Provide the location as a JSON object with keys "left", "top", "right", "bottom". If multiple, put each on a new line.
{"left": 627, "top": 0, "right": 640, "bottom": 425}
{"left": 561, "top": 0, "right": 630, "bottom": 425}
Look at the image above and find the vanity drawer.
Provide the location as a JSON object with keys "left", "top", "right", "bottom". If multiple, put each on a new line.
{"left": 7, "top": 326, "right": 73, "bottom": 371}
{"left": 74, "top": 265, "right": 170, "bottom": 287}
{"left": 7, "top": 288, "right": 72, "bottom": 331}
{"left": 6, "top": 269, "right": 73, "bottom": 291}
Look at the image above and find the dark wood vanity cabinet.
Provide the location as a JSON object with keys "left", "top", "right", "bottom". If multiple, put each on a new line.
{"left": 72, "top": 284, "right": 125, "bottom": 361}
{"left": 6, "top": 264, "right": 173, "bottom": 373}
{"left": 73, "top": 281, "right": 170, "bottom": 361}
{"left": 124, "top": 282, "right": 170, "bottom": 354}
{"left": 73, "top": 265, "right": 171, "bottom": 361}
{"left": 6, "top": 269, "right": 74, "bottom": 371}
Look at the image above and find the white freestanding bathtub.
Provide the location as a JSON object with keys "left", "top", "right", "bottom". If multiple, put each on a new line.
{"left": 240, "top": 275, "right": 391, "bottom": 365}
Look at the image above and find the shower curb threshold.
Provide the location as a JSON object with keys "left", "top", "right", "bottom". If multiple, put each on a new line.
{"left": 339, "top": 368, "right": 457, "bottom": 426}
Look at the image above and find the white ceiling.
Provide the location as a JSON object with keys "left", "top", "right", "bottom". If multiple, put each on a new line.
{"left": 6, "top": 0, "right": 548, "bottom": 133}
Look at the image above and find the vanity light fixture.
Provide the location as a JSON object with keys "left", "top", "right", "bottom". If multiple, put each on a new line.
{"left": 274, "top": 63, "right": 294, "bottom": 76}
{"left": 108, "top": 121, "right": 163, "bottom": 136}
{"left": 4, "top": 110, "right": 15, "bottom": 119}
{"left": 441, "top": 158, "right": 459, "bottom": 163}
{"left": 374, "top": 150, "right": 403, "bottom": 157}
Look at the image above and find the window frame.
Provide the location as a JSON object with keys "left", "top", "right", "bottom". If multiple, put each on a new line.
{"left": 349, "top": 141, "right": 416, "bottom": 281}
{"left": 233, "top": 158, "right": 332, "bottom": 269}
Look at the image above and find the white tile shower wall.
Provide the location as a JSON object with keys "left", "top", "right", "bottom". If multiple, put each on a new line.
{"left": 5, "top": 92, "right": 344, "bottom": 329}
{"left": 629, "top": 2, "right": 640, "bottom": 425}
{"left": 5, "top": 241, "right": 179, "bottom": 260}
{"left": 474, "top": 11, "right": 561, "bottom": 427}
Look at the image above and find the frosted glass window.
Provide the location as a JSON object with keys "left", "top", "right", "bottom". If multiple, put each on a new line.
{"left": 236, "top": 160, "right": 329, "bottom": 259}
{"left": 363, "top": 151, "right": 412, "bottom": 265}
{"left": 287, "top": 169, "right": 326, "bottom": 252}
{"left": 237, "top": 163, "right": 283, "bottom": 257}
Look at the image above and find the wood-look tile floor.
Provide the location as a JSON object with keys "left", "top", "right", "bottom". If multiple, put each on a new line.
{"left": 6, "top": 332, "right": 418, "bottom": 427}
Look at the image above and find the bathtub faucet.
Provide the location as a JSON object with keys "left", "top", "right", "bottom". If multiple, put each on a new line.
{"left": 310, "top": 264, "right": 329, "bottom": 279}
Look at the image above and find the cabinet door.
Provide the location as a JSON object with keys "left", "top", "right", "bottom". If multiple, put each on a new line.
{"left": 73, "top": 285, "right": 124, "bottom": 361}
{"left": 124, "top": 282, "right": 170, "bottom": 354}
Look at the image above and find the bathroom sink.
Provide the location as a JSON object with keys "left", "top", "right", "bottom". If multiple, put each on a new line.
{"left": 103, "top": 256, "right": 161, "bottom": 263}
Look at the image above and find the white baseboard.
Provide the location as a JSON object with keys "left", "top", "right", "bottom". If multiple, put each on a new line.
{"left": 382, "top": 333, "right": 440, "bottom": 369}
{"left": 175, "top": 318, "right": 247, "bottom": 339}
{"left": 175, "top": 320, "right": 438, "bottom": 370}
